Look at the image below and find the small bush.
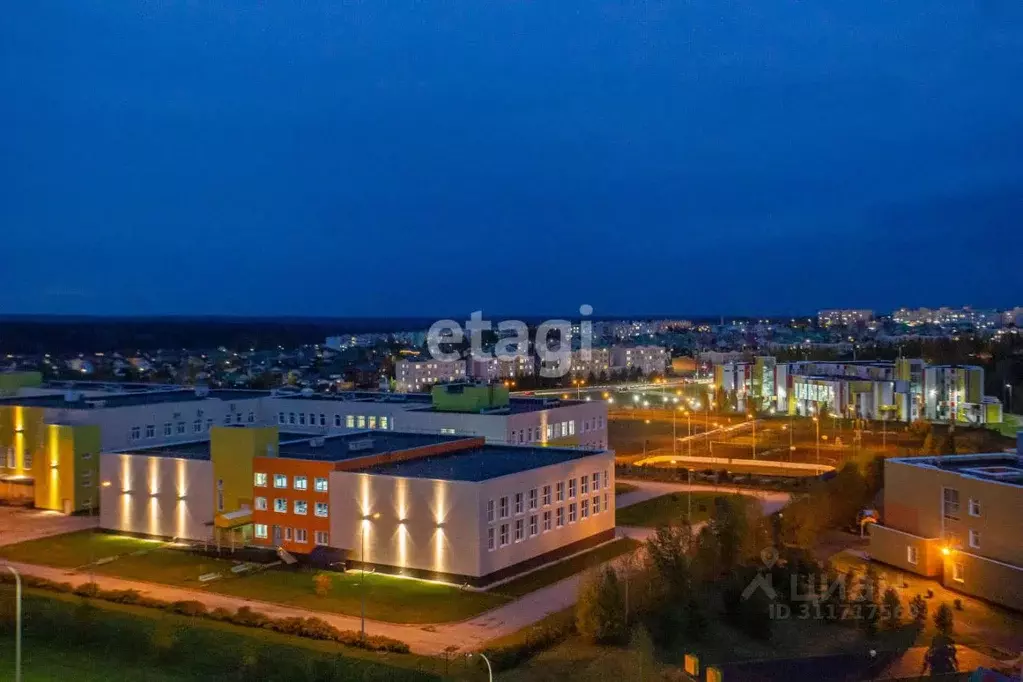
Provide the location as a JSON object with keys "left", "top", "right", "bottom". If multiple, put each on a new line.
{"left": 169, "top": 600, "right": 208, "bottom": 617}
{"left": 208, "top": 607, "right": 233, "bottom": 621}
{"left": 313, "top": 572, "right": 333, "bottom": 597}
{"left": 73, "top": 582, "right": 101, "bottom": 598}
{"left": 482, "top": 615, "right": 575, "bottom": 671}
{"left": 953, "top": 598, "right": 963, "bottom": 611}
{"left": 231, "top": 606, "right": 272, "bottom": 628}
{"left": 909, "top": 594, "right": 928, "bottom": 624}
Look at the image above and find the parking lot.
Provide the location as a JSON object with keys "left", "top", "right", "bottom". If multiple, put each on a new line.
{"left": 0, "top": 505, "right": 97, "bottom": 547}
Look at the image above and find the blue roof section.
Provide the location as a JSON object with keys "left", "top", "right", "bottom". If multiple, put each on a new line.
{"left": 361, "top": 444, "right": 605, "bottom": 482}
{"left": 277, "top": 431, "right": 467, "bottom": 462}
{"left": 0, "top": 388, "right": 270, "bottom": 409}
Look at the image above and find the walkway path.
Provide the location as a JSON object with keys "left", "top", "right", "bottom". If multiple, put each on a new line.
{"left": 616, "top": 478, "right": 791, "bottom": 515}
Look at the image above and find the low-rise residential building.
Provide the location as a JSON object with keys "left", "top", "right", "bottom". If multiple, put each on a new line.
{"left": 395, "top": 358, "right": 466, "bottom": 392}
{"left": 869, "top": 446, "right": 1023, "bottom": 611}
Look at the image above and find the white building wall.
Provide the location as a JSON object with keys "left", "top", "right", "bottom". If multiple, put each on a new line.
{"left": 395, "top": 360, "right": 467, "bottom": 393}
{"left": 99, "top": 452, "right": 214, "bottom": 541}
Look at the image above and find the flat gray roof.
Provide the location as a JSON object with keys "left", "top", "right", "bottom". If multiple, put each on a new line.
{"left": 0, "top": 388, "right": 270, "bottom": 409}
{"left": 361, "top": 444, "right": 606, "bottom": 482}
{"left": 893, "top": 454, "right": 1023, "bottom": 487}
{"left": 277, "top": 432, "right": 467, "bottom": 462}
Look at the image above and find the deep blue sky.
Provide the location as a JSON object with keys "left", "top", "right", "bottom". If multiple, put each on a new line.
{"left": 3, "top": 1, "right": 1022, "bottom": 318}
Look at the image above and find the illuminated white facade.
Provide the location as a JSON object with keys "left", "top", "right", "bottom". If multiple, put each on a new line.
{"left": 99, "top": 451, "right": 213, "bottom": 541}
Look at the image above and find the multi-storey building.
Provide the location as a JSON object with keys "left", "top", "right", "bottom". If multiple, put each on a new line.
{"left": 395, "top": 358, "right": 466, "bottom": 392}
{"left": 468, "top": 355, "right": 535, "bottom": 382}
{"left": 923, "top": 365, "right": 1002, "bottom": 425}
{"left": 99, "top": 426, "right": 616, "bottom": 586}
{"left": 610, "top": 346, "right": 668, "bottom": 376}
{"left": 869, "top": 445, "right": 1023, "bottom": 611}
{"left": 568, "top": 348, "right": 611, "bottom": 378}
{"left": 817, "top": 309, "right": 874, "bottom": 327}
{"left": 713, "top": 357, "right": 782, "bottom": 413}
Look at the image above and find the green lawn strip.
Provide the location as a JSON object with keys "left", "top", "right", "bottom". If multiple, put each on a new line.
{"left": 0, "top": 640, "right": 199, "bottom": 682}
{"left": 493, "top": 539, "right": 642, "bottom": 599}
{"left": 209, "top": 568, "right": 510, "bottom": 624}
{"left": 614, "top": 482, "right": 639, "bottom": 495}
{"left": 1, "top": 586, "right": 440, "bottom": 679}
{"left": 615, "top": 492, "right": 734, "bottom": 527}
{"left": 0, "top": 530, "right": 165, "bottom": 569}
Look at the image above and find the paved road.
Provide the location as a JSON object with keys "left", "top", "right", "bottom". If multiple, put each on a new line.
{"left": 0, "top": 506, "right": 97, "bottom": 547}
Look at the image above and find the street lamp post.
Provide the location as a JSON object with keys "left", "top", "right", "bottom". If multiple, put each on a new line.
{"left": 813, "top": 415, "right": 820, "bottom": 466}
{"left": 360, "top": 513, "right": 380, "bottom": 639}
{"left": 3, "top": 564, "right": 21, "bottom": 682}
{"left": 467, "top": 652, "right": 493, "bottom": 682}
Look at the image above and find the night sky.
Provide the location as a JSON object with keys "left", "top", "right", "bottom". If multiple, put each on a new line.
{"left": 3, "top": 1, "right": 1022, "bottom": 318}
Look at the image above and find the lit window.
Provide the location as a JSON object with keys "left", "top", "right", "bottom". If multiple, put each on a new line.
{"left": 346, "top": 415, "right": 355, "bottom": 428}
{"left": 254, "top": 472, "right": 268, "bottom": 487}
{"left": 255, "top": 497, "right": 267, "bottom": 511}
{"left": 499, "top": 496, "right": 509, "bottom": 519}
{"left": 969, "top": 530, "right": 980, "bottom": 549}
{"left": 543, "top": 510, "right": 551, "bottom": 532}
{"left": 295, "top": 528, "right": 308, "bottom": 544}
{"left": 529, "top": 514, "right": 538, "bottom": 536}
{"left": 487, "top": 527, "right": 495, "bottom": 551}
{"left": 487, "top": 500, "right": 495, "bottom": 523}
{"left": 314, "top": 477, "right": 328, "bottom": 493}
{"left": 274, "top": 498, "right": 287, "bottom": 513}
{"left": 542, "top": 485, "right": 551, "bottom": 506}
{"left": 952, "top": 561, "right": 964, "bottom": 583}
{"left": 556, "top": 482, "right": 565, "bottom": 502}
{"left": 357, "top": 416, "right": 366, "bottom": 428}
{"left": 581, "top": 499, "right": 589, "bottom": 519}
{"left": 294, "top": 476, "right": 308, "bottom": 491}
{"left": 274, "top": 474, "right": 288, "bottom": 488}
{"left": 294, "top": 500, "right": 308, "bottom": 515}
{"left": 515, "top": 492, "right": 523, "bottom": 515}
{"left": 254, "top": 524, "right": 268, "bottom": 539}
{"left": 514, "top": 519, "right": 524, "bottom": 542}
{"left": 569, "top": 502, "right": 577, "bottom": 523}
{"left": 569, "top": 479, "right": 577, "bottom": 499}
{"left": 556, "top": 507, "right": 565, "bottom": 528}
{"left": 499, "top": 523, "right": 509, "bottom": 546}
{"left": 315, "top": 502, "right": 328, "bottom": 517}
{"left": 968, "top": 498, "right": 981, "bottom": 517}
{"left": 315, "top": 531, "right": 329, "bottom": 545}
{"left": 568, "top": 420, "right": 575, "bottom": 436}
{"left": 380, "top": 416, "right": 389, "bottom": 429}
{"left": 368, "top": 416, "right": 377, "bottom": 429}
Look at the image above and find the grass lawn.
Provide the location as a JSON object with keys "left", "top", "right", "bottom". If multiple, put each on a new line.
{"left": 615, "top": 491, "right": 733, "bottom": 527}
{"left": 0, "top": 531, "right": 170, "bottom": 569}
{"left": 613, "top": 481, "right": 638, "bottom": 495}
{"left": 493, "top": 539, "right": 642, "bottom": 598}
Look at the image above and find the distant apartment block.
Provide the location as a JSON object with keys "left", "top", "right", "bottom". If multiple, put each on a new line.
{"left": 395, "top": 358, "right": 466, "bottom": 392}
{"left": 869, "top": 446, "right": 1023, "bottom": 611}
{"left": 569, "top": 348, "right": 611, "bottom": 378}
{"left": 817, "top": 309, "right": 874, "bottom": 327}
{"left": 610, "top": 346, "right": 668, "bottom": 376}
{"left": 893, "top": 306, "right": 1000, "bottom": 328}
{"left": 468, "top": 355, "right": 535, "bottom": 382}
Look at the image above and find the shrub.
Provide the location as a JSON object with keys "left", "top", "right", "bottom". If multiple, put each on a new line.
{"left": 934, "top": 603, "right": 955, "bottom": 637}
{"left": 231, "top": 606, "right": 272, "bottom": 628}
{"left": 73, "top": 582, "right": 101, "bottom": 598}
{"left": 909, "top": 594, "right": 928, "bottom": 625}
{"left": 954, "top": 598, "right": 963, "bottom": 611}
{"left": 882, "top": 588, "right": 902, "bottom": 630}
{"left": 99, "top": 589, "right": 143, "bottom": 604}
{"left": 482, "top": 615, "right": 575, "bottom": 671}
{"left": 313, "top": 572, "right": 333, "bottom": 597}
{"left": 169, "top": 600, "right": 208, "bottom": 617}
{"left": 208, "top": 607, "right": 233, "bottom": 621}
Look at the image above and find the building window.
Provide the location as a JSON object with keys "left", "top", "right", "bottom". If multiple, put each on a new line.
{"left": 274, "top": 474, "right": 288, "bottom": 488}
{"left": 968, "top": 498, "right": 981, "bottom": 517}
{"left": 569, "top": 502, "right": 577, "bottom": 523}
{"left": 942, "top": 487, "right": 960, "bottom": 520}
{"left": 314, "top": 477, "right": 328, "bottom": 492}
{"left": 254, "top": 524, "right": 268, "bottom": 539}
{"left": 952, "top": 561, "right": 964, "bottom": 583}
{"left": 556, "top": 507, "right": 565, "bottom": 527}
{"left": 255, "top": 497, "right": 267, "bottom": 511}
{"left": 23, "top": 451, "right": 33, "bottom": 468}
{"left": 217, "top": 490, "right": 224, "bottom": 512}
{"left": 529, "top": 514, "right": 538, "bottom": 536}
{"left": 487, "top": 527, "right": 495, "bottom": 551}
{"left": 315, "top": 502, "right": 328, "bottom": 517}
{"left": 254, "top": 472, "right": 267, "bottom": 487}
{"left": 130, "top": 426, "right": 140, "bottom": 441}
{"left": 499, "top": 496, "right": 509, "bottom": 519}
{"left": 487, "top": 500, "right": 495, "bottom": 523}
{"left": 569, "top": 478, "right": 577, "bottom": 499}
{"left": 299, "top": 413, "right": 306, "bottom": 426}
{"left": 368, "top": 416, "right": 377, "bottom": 429}
{"left": 279, "top": 412, "right": 286, "bottom": 425}
{"left": 906, "top": 545, "right": 918, "bottom": 565}
{"left": 969, "top": 530, "right": 980, "bottom": 549}
{"left": 542, "top": 485, "right": 551, "bottom": 506}
{"left": 514, "top": 518, "right": 524, "bottom": 542}
{"left": 315, "top": 531, "right": 329, "bottom": 545}
{"left": 235, "top": 413, "right": 243, "bottom": 424}
{"left": 333, "top": 414, "right": 341, "bottom": 427}
{"left": 380, "top": 416, "right": 389, "bottom": 429}
{"left": 581, "top": 476, "right": 589, "bottom": 495}
{"left": 593, "top": 495, "right": 600, "bottom": 514}
{"left": 295, "top": 528, "right": 308, "bottom": 544}
{"left": 164, "top": 423, "right": 172, "bottom": 437}
{"left": 556, "top": 482, "right": 565, "bottom": 502}
{"left": 568, "top": 420, "right": 575, "bottom": 435}
{"left": 294, "top": 476, "right": 308, "bottom": 491}
{"left": 193, "top": 420, "right": 202, "bottom": 433}
{"left": 176, "top": 421, "right": 186, "bottom": 434}
{"left": 248, "top": 411, "right": 255, "bottom": 423}
{"left": 592, "top": 472, "right": 600, "bottom": 491}
{"left": 289, "top": 413, "right": 296, "bottom": 425}
{"left": 603, "top": 493, "right": 609, "bottom": 513}
{"left": 528, "top": 488, "right": 538, "bottom": 510}
{"left": 581, "top": 499, "right": 589, "bottom": 519}
{"left": 515, "top": 492, "right": 524, "bottom": 515}
{"left": 206, "top": 419, "right": 214, "bottom": 431}
{"left": 145, "top": 424, "right": 155, "bottom": 439}
{"left": 543, "top": 510, "right": 551, "bottom": 532}
{"left": 308, "top": 413, "right": 315, "bottom": 425}
{"left": 346, "top": 415, "right": 355, "bottom": 428}
{"left": 224, "top": 414, "right": 232, "bottom": 426}
{"left": 81, "top": 470, "right": 92, "bottom": 488}
{"left": 499, "top": 523, "right": 509, "bottom": 546}
{"left": 319, "top": 414, "right": 326, "bottom": 427}
{"left": 357, "top": 416, "right": 366, "bottom": 428}
{"left": 285, "top": 527, "right": 293, "bottom": 541}
{"left": 274, "top": 498, "right": 287, "bottom": 513}
{"left": 294, "top": 500, "right": 308, "bottom": 515}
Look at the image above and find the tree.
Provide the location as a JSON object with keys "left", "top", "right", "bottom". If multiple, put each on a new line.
{"left": 828, "top": 463, "right": 868, "bottom": 528}
{"left": 933, "top": 602, "right": 955, "bottom": 637}
{"left": 909, "top": 594, "right": 928, "bottom": 625}
{"left": 313, "top": 573, "right": 333, "bottom": 597}
{"left": 645, "top": 524, "right": 695, "bottom": 595}
{"left": 922, "top": 634, "right": 959, "bottom": 676}
{"left": 721, "top": 566, "right": 773, "bottom": 641}
{"left": 882, "top": 587, "right": 902, "bottom": 630}
{"left": 857, "top": 565, "right": 882, "bottom": 636}
{"left": 576, "top": 565, "right": 628, "bottom": 645}
{"left": 921, "top": 431, "right": 936, "bottom": 455}
{"left": 626, "top": 626, "right": 658, "bottom": 682}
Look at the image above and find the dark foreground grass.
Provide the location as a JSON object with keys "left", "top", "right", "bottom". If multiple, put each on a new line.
{"left": 615, "top": 491, "right": 734, "bottom": 527}
{"left": 494, "top": 539, "right": 642, "bottom": 598}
